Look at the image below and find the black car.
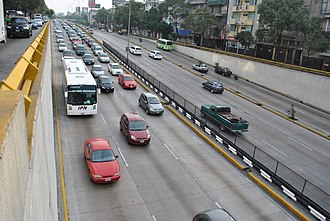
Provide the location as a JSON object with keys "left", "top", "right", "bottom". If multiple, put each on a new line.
{"left": 202, "top": 80, "right": 224, "bottom": 94}
{"left": 82, "top": 53, "right": 95, "bottom": 65}
{"left": 215, "top": 66, "right": 232, "bottom": 77}
{"left": 6, "top": 16, "right": 32, "bottom": 38}
{"left": 96, "top": 75, "right": 114, "bottom": 93}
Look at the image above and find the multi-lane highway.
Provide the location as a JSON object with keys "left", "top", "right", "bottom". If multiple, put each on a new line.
{"left": 93, "top": 31, "right": 330, "bottom": 196}
{"left": 51, "top": 23, "right": 306, "bottom": 220}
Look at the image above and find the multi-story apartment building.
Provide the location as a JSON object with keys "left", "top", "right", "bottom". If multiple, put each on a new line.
{"left": 227, "top": 0, "right": 260, "bottom": 42}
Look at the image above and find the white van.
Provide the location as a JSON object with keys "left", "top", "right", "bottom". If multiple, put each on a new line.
{"left": 129, "top": 46, "right": 143, "bottom": 55}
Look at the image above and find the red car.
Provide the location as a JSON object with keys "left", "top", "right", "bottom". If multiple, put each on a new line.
{"left": 120, "top": 112, "right": 150, "bottom": 145}
{"left": 118, "top": 74, "right": 137, "bottom": 89}
{"left": 84, "top": 138, "right": 121, "bottom": 183}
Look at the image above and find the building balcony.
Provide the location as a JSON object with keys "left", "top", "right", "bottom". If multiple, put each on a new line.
{"left": 207, "top": 0, "right": 228, "bottom": 5}
{"left": 230, "top": 18, "right": 254, "bottom": 26}
{"left": 232, "top": 5, "right": 256, "bottom": 12}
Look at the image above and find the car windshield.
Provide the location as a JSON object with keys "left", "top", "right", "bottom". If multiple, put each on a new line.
{"left": 84, "top": 55, "right": 93, "bottom": 59}
{"left": 101, "top": 78, "right": 111, "bottom": 84}
{"left": 63, "top": 51, "right": 73, "bottom": 55}
{"left": 100, "top": 54, "right": 108, "bottom": 57}
{"left": 123, "top": 76, "right": 134, "bottom": 81}
{"left": 95, "top": 47, "right": 102, "bottom": 50}
{"left": 93, "top": 66, "right": 103, "bottom": 71}
{"left": 129, "top": 120, "right": 147, "bottom": 131}
{"left": 91, "top": 150, "right": 115, "bottom": 162}
{"left": 112, "top": 64, "right": 120, "bottom": 69}
{"left": 10, "top": 17, "right": 28, "bottom": 24}
{"left": 59, "top": 43, "right": 66, "bottom": 47}
{"left": 148, "top": 97, "right": 160, "bottom": 104}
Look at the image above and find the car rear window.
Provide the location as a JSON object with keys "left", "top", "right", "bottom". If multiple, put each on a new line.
{"left": 10, "top": 17, "right": 28, "bottom": 24}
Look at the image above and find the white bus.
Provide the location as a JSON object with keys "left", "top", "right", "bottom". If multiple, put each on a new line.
{"left": 62, "top": 59, "right": 100, "bottom": 115}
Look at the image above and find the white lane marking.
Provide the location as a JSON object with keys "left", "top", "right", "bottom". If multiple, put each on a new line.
{"left": 100, "top": 114, "right": 107, "bottom": 125}
{"left": 152, "top": 215, "right": 157, "bottom": 221}
{"left": 118, "top": 90, "right": 124, "bottom": 97}
{"left": 262, "top": 140, "right": 289, "bottom": 157}
{"left": 117, "top": 147, "right": 128, "bottom": 167}
{"left": 215, "top": 202, "right": 222, "bottom": 209}
{"left": 288, "top": 137, "right": 313, "bottom": 151}
{"left": 164, "top": 143, "right": 178, "bottom": 160}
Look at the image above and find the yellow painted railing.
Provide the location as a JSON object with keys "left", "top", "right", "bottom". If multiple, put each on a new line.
{"left": 0, "top": 23, "right": 49, "bottom": 114}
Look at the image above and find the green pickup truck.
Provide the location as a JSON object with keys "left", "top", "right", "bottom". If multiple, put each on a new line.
{"left": 201, "top": 104, "right": 249, "bottom": 132}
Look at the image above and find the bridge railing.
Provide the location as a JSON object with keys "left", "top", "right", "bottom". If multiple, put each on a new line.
{"left": 0, "top": 23, "right": 49, "bottom": 114}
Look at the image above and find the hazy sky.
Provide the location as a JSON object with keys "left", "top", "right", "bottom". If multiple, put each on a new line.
{"left": 45, "top": 0, "right": 113, "bottom": 14}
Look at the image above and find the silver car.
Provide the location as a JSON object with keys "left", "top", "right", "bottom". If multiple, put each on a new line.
{"left": 138, "top": 93, "right": 164, "bottom": 115}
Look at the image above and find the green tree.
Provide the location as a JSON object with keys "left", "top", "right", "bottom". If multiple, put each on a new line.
{"left": 235, "top": 31, "right": 254, "bottom": 53}
{"left": 183, "top": 7, "right": 218, "bottom": 45}
{"left": 156, "top": 21, "right": 173, "bottom": 39}
{"left": 158, "top": 0, "right": 189, "bottom": 37}
{"left": 298, "top": 16, "right": 329, "bottom": 58}
{"left": 257, "top": 0, "right": 308, "bottom": 47}
{"left": 143, "top": 8, "right": 161, "bottom": 38}
{"left": 94, "top": 7, "right": 109, "bottom": 26}
{"left": 113, "top": 1, "right": 144, "bottom": 33}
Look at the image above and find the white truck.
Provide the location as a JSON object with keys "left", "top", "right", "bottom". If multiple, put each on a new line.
{"left": 0, "top": 0, "right": 6, "bottom": 43}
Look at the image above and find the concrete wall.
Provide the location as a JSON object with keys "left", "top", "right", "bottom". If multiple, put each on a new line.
{"left": 0, "top": 91, "right": 30, "bottom": 221}
{"left": 23, "top": 33, "right": 57, "bottom": 221}
{"left": 0, "top": 31, "right": 57, "bottom": 221}
{"left": 174, "top": 45, "right": 330, "bottom": 111}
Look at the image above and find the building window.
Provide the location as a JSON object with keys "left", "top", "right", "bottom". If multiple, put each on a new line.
{"left": 321, "top": 0, "right": 330, "bottom": 14}
{"left": 326, "top": 19, "right": 330, "bottom": 31}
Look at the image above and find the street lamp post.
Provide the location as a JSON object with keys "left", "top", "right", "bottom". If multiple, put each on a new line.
{"left": 126, "top": 0, "right": 132, "bottom": 62}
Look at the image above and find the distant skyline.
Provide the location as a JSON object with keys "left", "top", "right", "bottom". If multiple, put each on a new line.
{"left": 46, "top": 0, "right": 146, "bottom": 14}
{"left": 45, "top": 0, "right": 113, "bottom": 14}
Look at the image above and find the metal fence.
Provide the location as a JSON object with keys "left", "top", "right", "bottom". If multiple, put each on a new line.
{"left": 103, "top": 41, "right": 330, "bottom": 220}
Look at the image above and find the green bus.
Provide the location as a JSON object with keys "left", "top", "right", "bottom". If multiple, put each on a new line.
{"left": 156, "top": 39, "right": 173, "bottom": 51}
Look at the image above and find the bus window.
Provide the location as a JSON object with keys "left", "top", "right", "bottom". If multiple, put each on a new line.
{"left": 156, "top": 39, "right": 173, "bottom": 51}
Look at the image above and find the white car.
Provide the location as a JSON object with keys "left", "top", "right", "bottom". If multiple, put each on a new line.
{"left": 108, "top": 63, "right": 123, "bottom": 76}
{"left": 98, "top": 52, "right": 110, "bottom": 63}
{"left": 129, "top": 46, "right": 143, "bottom": 55}
{"left": 148, "top": 50, "right": 162, "bottom": 60}
{"left": 34, "top": 19, "right": 43, "bottom": 27}
{"left": 93, "top": 46, "right": 103, "bottom": 56}
{"left": 58, "top": 43, "right": 67, "bottom": 52}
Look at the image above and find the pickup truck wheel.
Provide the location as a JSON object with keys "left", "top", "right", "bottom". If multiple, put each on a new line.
{"left": 201, "top": 112, "right": 205, "bottom": 118}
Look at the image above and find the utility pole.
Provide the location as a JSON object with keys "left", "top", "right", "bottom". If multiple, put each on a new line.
{"left": 126, "top": 0, "right": 132, "bottom": 62}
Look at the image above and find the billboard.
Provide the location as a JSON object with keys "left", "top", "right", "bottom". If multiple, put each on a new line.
{"left": 88, "top": 0, "right": 101, "bottom": 8}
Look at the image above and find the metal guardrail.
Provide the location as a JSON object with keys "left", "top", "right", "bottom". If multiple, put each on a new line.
{"left": 0, "top": 23, "right": 49, "bottom": 115}
{"left": 103, "top": 40, "right": 330, "bottom": 221}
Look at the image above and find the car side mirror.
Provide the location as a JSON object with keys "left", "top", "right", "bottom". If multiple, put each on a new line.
{"left": 115, "top": 155, "right": 119, "bottom": 159}
{"left": 146, "top": 126, "right": 149, "bottom": 129}
{"left": 86, "top": 157, "right": 90, "bottom": 161}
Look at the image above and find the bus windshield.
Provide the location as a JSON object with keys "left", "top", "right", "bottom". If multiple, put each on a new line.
{"left": 67, "top": 85, "right": 97, "bottom": 105}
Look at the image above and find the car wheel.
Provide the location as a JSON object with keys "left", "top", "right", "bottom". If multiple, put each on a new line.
{"left": 201, "top": 112, "right": 205, "bottom": 118}
{"left": 120, "top": 124, "right": 122, "bottom": 131}
{"left": 138, "top": 100, "right": 141, "bottom": 106}
{"left": 146, "top": 108, "right": 149, "bottom": 115}
{"left": 126, "top": 136, "right": 130, "bottom": 144}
